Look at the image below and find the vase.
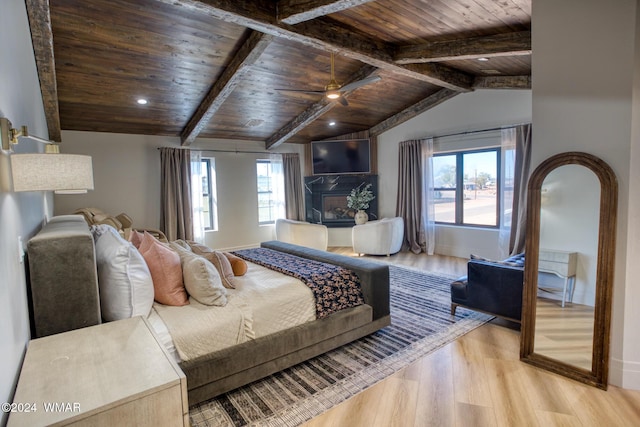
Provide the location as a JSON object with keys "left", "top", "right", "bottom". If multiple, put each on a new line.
{"left": 354, "top": 210, "right": 368, "bottom": 225}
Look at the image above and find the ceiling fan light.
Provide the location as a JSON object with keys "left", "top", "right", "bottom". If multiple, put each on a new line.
{"left": 326, "top": 91, "right": 340, "bottom": 100}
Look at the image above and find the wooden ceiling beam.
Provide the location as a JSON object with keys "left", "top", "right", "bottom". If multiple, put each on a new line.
{"left": 266, "top": 65, "right": 379, "bottom": 149}
{"left": 180, "top": 30, "right": 274, "bottom": 145}
{"left": 473, "top": 75, "right": 531, "bottom": 89}
{"left": 291, "top": 18, "right": 474, "bottom": 91}
{"left": 151, "top": 0, "right": 474, "bottom": 91}
{"left": 394, "top": 31, "right": 531, "bottom": 64}
{"left": 369, "top": 88, "right": 459, "bottom": 137}
{"left": 25, "top": 0, "right": 61, "bottom": 142}
{"left": 265, "top": 99, "right": 336, "bottom": 149}
{"left": 278, "top": 0, "right": 377, "bottom": 25}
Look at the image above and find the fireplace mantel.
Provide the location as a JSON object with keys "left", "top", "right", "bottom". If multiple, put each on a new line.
{"left": 304, "top": 175, "right": 378, "bottom": 228}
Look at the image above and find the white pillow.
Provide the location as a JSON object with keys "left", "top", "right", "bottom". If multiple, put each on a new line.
{"left": 92, "top": 225, "right": 154, "bottom": 321}
{"left": 169, "top": 242, "right": 227, "bottom": 306}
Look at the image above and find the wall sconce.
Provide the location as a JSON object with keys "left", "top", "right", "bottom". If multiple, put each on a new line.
{"left": 1, "top": 117, "right": 94, "bottom": 194}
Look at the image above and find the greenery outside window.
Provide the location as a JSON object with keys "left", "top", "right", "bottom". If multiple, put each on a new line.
{"left": 433, "top": 148, "right": 500, "bottom": 227}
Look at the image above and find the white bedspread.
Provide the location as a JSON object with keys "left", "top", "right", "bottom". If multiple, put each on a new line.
{"left": 152, "top": 261, "right": 316, "bottom": 362}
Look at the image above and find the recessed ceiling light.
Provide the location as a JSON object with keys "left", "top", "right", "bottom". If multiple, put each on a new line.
{"left": 137, "top": 99, "right": 148, "bottom": 105}
{"left": 329, "top": 121, "right": 336, "bottom": 126}
{"left": 477, "top": 57, "right": 490, "bottom": 62}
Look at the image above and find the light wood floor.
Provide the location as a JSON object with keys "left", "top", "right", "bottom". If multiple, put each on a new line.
{"left": 301, "top": 248, "right": 640, "bottom": 427}
{"left": 535, "top": 298, "right": 594, "bottom": 371}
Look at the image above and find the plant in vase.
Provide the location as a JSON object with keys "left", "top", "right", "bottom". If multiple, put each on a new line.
{"left": 346, "top": 183, "right": 375, "bottom": 225}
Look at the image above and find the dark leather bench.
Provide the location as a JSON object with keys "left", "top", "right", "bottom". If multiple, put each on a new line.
{"left": 450, "top": 253, "right": 525, "bottom": 323}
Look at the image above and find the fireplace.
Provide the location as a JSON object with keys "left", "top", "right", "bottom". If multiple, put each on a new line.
{"left": 304, "top": 175, "right": 378, "bottom": 227}
{"left": 322, "top": 194, "right": 354, "bottom": 221}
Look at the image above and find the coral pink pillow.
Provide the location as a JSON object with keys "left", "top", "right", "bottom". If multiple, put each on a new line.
{"left": 138, "top": 232, "right": 188, "bottom": 306}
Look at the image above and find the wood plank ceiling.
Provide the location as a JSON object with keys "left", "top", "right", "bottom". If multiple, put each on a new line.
{"left": 25, "top": 0, "right": 531, "bottom": 148}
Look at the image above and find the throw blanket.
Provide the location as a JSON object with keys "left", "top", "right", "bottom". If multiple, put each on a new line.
{"left": 232, "top": 248, "right": 364, "bottom": 319}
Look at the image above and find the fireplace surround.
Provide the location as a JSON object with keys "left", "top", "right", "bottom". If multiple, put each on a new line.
{"left": 304, "top": 175, "right": 378, "bottom": 227}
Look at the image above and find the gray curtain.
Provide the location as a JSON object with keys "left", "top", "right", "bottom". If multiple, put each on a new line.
{"left": 396, "top": 140, "right": 425, "bottom": 253}
{"left": 283, "top": 153, "right": 305, "bottom": 220}
{"left": 509, "top": 124, "right": 532, "bottom": 255}
{"left": 160, "top": 147, "right": 194, "bottom": 241}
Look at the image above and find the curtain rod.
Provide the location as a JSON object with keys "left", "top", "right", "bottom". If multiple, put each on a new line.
{"left": 157, "top": 147, "right": 284, "bottom": 155}
{"left": 429, "top": 122, "right": 530, "bottom": 140}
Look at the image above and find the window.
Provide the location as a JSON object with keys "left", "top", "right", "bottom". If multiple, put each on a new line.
{"left": 256, "top": 159, "right": 284, "bottom": 225}
{"left": 200, "top": 158, "right": 218, "bottom": 230}
{"left": 433, "top": 148, "right": 500, "bottom": 227}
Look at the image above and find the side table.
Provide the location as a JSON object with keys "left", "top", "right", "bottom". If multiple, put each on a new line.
{"left": 538, "top": 249, "right": 578, "bottom": 307}
{"left": 8, "top": 316, "right": 188, "bottom": 426}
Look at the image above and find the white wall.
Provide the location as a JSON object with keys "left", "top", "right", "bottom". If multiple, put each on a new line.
{"left": 627, "top": 0, "right": 640, "bottom": 392}
{"left": 374, "top": 89, "right": 532, "bottom": 258}
{"left": 0, "top": 1, "right": 52, "bottom": 423}
{"left": 55, "top": 133, "right": 305, "bottom": 250}
{"left": 55, "top": 131, "right": 169, "bottom": 228}
{"left": 533, "top": 0, "right": 639, "bottom": 389}
{"left": 197, "top": 141, "right": 304, "bottom": 250}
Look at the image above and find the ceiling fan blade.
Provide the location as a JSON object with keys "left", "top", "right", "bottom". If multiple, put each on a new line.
{"left": 275, "top": 89, "right": 325, "bottom": 95}
{"left": 338, "top": 75, "right": 381, "bottom": 92}
{"left": 338, "top": 96, "right": 349, "bottom": 106}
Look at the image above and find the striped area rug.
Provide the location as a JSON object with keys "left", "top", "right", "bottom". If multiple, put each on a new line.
{"left": 190, "top": 265, "right": 491, "bottom": 427}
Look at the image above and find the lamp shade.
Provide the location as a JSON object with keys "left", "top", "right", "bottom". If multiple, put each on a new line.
{"left": 11, "top": 153, "right": 94, "bottom": 193}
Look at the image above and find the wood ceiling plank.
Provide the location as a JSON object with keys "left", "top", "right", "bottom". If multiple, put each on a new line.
{"left": 468, "top": 0, "right": 531, "bottom": 28}
{"left": 265, "top": 64, "right": 379, "bottom": 148}
{"left": 369, "top": 88, "right": 459, "bottom": 137}
{"left": 473, "top": 75, "right": 531, "bottom": 89}
{"left": 278, "top": 0, "right": 376, "bottom": 25}
{"left": 394, "top": 31, "right": 531, "bottom": 64}
{"left": 434, "top": 0, "right": 513, "bottom": 32}
{"left": 151, "top": 0, "right": 474, "bottom": 91}
{"left": 330, "top": 1, "right": 472, "bottom": 43}
{"left": 25, "top": 0, "right": 61, "bottom": 142}
{"left": 50, "top": 0, "right": 247, "bottom": 137}
{"left": 180, "top": 30, "right": 274, "bottom": 145}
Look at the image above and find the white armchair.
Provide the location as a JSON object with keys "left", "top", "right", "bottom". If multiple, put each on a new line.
{"left": 352, "top": 217, "right": 404, "bottom": 256}
{"left": 275, "top": 218, "right": 328, "bottom": 251}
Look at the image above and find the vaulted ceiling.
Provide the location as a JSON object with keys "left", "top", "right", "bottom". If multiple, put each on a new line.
{"left": 26, "top": 0, "right": 531, "bottom": 148}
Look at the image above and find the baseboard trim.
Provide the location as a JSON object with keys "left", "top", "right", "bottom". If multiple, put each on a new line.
{"left": 610, "top": 357, "right": 640, "bottom": 390}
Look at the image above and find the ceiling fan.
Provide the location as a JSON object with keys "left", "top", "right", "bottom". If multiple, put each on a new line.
{"left": 277, "top": 53, "right": 381, "bottom": 106}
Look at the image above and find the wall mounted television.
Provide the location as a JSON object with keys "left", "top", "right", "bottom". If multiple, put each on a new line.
{"left": 311, "top": 139, "right": 371, "bottom": 175}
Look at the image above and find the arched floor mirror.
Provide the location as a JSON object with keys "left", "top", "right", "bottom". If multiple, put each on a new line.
{"left": 520, "top": 152, "right": 617, "bottom": 389}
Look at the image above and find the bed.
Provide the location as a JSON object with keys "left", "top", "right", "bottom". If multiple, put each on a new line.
{"left": 26, "top": 215, "right": 391, "bottom": 405}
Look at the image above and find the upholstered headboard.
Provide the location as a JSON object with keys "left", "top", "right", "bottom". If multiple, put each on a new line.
{"left": 26, "top": 215, "right": 101, "bottom": 337}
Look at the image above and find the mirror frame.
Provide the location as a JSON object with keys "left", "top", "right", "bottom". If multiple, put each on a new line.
{"left": 520, "top": 151, "right": 617, "bottom": 389}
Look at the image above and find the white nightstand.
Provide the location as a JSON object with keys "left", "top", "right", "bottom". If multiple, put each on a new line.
{"left": 538, "top": 249, "right": 578, "bottom": 307}
{"left": 8, "top": 316, "right": 188, "bottom": 426}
